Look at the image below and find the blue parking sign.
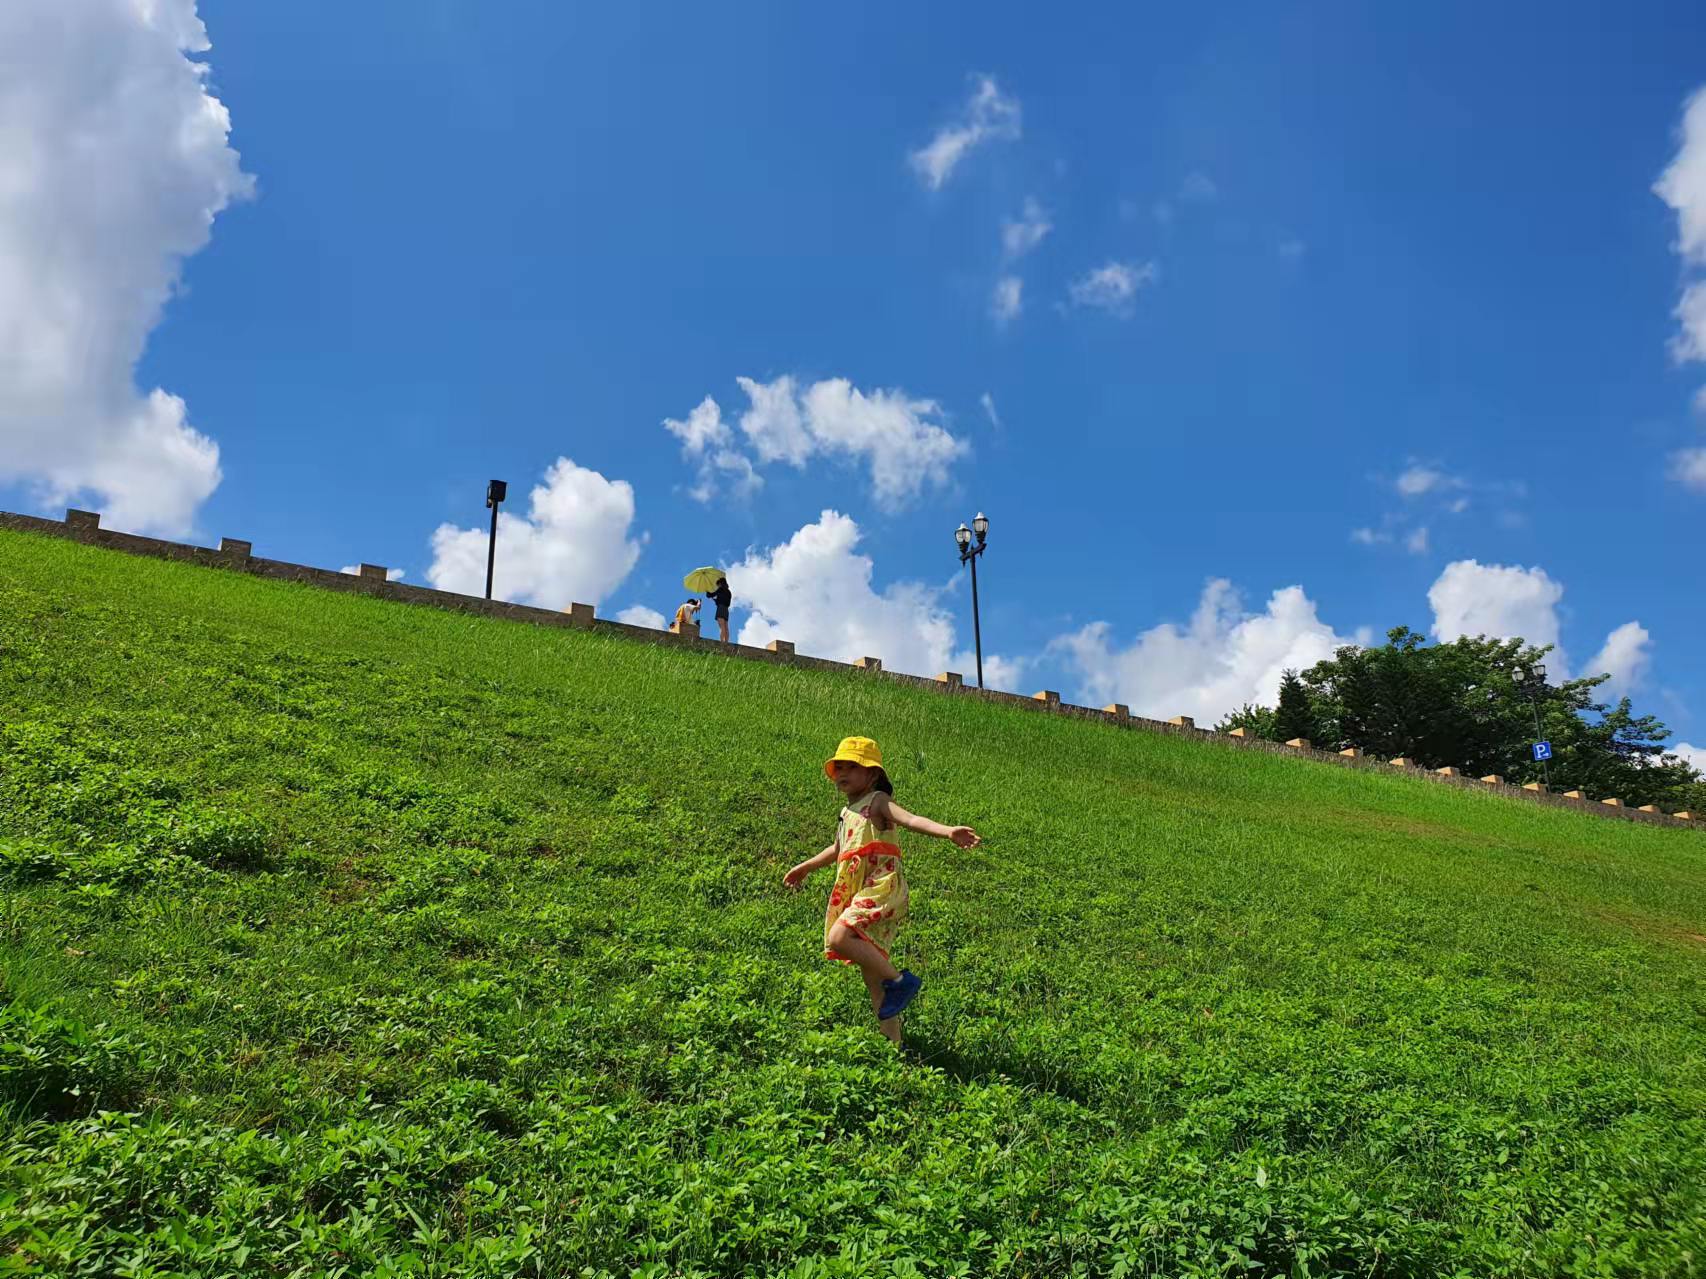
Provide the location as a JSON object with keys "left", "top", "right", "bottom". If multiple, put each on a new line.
{"left": 1532, "top": 741, "right": 1553, "bottom": 762}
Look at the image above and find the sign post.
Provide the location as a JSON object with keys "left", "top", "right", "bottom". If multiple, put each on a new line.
{"left": 1531, "top": 740, "right": 1553, "bottom": 788}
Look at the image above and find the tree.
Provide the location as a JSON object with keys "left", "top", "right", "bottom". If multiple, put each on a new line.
{"left": 1213, "top": 703, "right": 1278, "bottom": 740}
{"left": 1273, "top": 670, "right": 1315, "bottom": 743}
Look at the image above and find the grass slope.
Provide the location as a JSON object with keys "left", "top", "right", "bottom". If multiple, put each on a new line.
{"left": 2, "top": 529, "right": 1704, "bottom": 1278}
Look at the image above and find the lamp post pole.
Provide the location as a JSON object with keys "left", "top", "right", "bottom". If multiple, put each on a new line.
{"left": 1517, "top": 663, "right": 1551, "bottom": 788}
{"left": 955, "top": 512, "right": 990, "bottom": 689}
{"left": 485, "top": 479, "right": 508, "bottom": 601}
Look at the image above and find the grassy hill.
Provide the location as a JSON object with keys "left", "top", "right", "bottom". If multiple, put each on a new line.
{"left": 2, "top": 528, "right": 1704, "bottom": 1278}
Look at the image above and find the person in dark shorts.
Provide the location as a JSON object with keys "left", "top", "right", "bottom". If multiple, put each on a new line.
{"left": 708, "top": 577, "right": 732, "bottom": 642}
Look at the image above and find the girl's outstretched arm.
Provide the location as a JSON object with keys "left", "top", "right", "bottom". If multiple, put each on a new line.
{"left": 876, "top": 796, "right": 980, "bottom": 848}
{"left": 783, "top": 843, "right": 836, "bottom": 889}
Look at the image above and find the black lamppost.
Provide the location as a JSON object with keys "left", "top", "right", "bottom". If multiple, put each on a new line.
{"left": 484, "top": 479, "right": 508, "bottom": 600}
{"left": 954, "top": 511, "right": 990, "bottom": 689}
{"left": 1515, "top": 662, "right": 1550, "bottom": 788}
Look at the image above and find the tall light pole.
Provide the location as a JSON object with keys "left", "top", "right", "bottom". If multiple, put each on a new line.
{"left": 484, "top": 479, "right": 508, "bottom": 601}
{"left": 954, "top": 511, "right": 989, "bottom": 689}
{"left": 1516, "top": 662, "right": 1550, "bottom": 788}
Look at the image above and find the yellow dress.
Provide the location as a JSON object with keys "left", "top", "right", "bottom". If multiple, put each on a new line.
{"left": 823, "top": 790, "right": 909, "bottom": 962}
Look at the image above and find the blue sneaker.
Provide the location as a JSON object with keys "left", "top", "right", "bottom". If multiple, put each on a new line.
{"left": 878, "top": 970, "right": 923, "bottom": 1021}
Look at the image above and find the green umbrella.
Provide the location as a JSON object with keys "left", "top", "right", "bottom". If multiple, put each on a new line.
{"left": 683, "top": 567, "right": 725, "bottom": 594}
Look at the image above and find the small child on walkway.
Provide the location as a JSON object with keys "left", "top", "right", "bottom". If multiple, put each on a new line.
{"left": 783, "top": 736, "right": 980, "bottom": 1044}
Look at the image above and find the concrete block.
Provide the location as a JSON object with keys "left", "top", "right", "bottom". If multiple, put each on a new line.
{"left": 567, "top": 602, "right": 595, "bottom": 629}
{"left": 1523, "top": 782, "right": 1547, "bottom": 793}
{"left": 1286, "top": 738, "right": 1312, "bottom": 750}
{"left": 766, "top": 640, "right": 794, "bottom": 657}
{"left": 65, "top": 509, "right": 101, "bottom": 531}
{"left": 1227, "top": 727, "right": 1250, "bottom": 738}
{"left": 1167, "top": 715, "right": 1195, "bottom": 728}
{"left": 1390, "top": 757, "right": 1413, "bottom": 768}
{"left": 937, "top": 672, "right": 964, "bottom": 688}
{"left": 855, "top": 656, "right": 882, "bottom": 672}
{"left": 670, "top": 619, "right": 699, "bottom": 639}
{"left": 1563, "top": 790, "right": 1588, "bottom": 800}
{"left": 1677, "top": 811, "right": 1698, "bottom": 821}
{"left": 1340, "top": 747, "right": 1363, "bottom": 758}
{"left": 1436, "top": 766, "right": 1461, "bottom": 778}
{"left": 1638, "top": 805, "right": 1661, "bottom": 813}
{"left": 1033, "top": 690, "right": 1061, "bottom": 707}
{"left": 1480, "top": 774, "right": 1504, "bottom": 785}
{"left": 1103, "top": 703, "right": 1129, "bottom": 718}
{"left": 1601, "top": 797, "right": 1625, "bottom": 808}
{"left": 357, "top": 563, "right": 389, "bottom": 582}
{"left": 218, "top": 537, "right": 252, "bottom": 561}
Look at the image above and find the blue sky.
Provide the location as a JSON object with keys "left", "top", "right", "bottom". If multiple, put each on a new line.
{"left": 4, "top": 0, "right": 1704, "bottom": 755}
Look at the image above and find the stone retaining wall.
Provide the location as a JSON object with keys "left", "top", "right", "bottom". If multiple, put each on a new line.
{"left": 3, "top": 507, "right": 1698, "bottom": 833}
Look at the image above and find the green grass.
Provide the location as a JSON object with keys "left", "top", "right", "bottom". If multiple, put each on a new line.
{"left": 2, "top": 528, "right": 1704, "bottom": 1278}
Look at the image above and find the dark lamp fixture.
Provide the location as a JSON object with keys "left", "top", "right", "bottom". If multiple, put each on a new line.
{"left": 954, "top": 523, "right": 972, "bottom": 549}
{"left": 486, "top": 479, "right": 508, "bottom": 508}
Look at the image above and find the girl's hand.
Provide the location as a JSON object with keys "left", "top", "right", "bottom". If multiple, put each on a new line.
{"left": 949, "top": 826, "right": 981, "bottom": 848}
{"left": 783, "top": 863, "right": 812, "bottom": 890}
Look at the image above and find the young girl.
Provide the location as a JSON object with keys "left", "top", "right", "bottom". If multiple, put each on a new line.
{"left": 783, "top": 736, "right": 980, "bottom": 1044}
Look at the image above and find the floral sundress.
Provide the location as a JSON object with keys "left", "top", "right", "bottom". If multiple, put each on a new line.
{"left": 823, "top": 790, "right": 909, "bottom": 962}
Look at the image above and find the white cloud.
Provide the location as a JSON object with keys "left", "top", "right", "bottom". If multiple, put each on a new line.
{"left": 980, "top": 392, "right": 1001, "bottom": 430}
{"left": 736, "top": 374, "right": 813, "bottom": 466}
{"left": 1395, "top": 463, "right": 1466, "bottom": 497}
{"left": 426, "top": 458, "right": 643, "bottom": 608}
{"left": 339, "top": 565, "right": 404, "bottom": 581}
{"left": 1051, "top": 579, "right": 1352, "bottom": 722}
{"left": 1001, "top": 198, "right": 1051, "bottom": 259}
{"left": 1585, "top": 621, "right": 1652, "bottom": 699}
{"left": 661, "top": 395, "right": 763, "bottom": 504}
{"left": 1447, "top": 496, "right": 1470, "bottom": 514}
{"left": 1672, "top": 281, "right": 1706, "bottom": 364}
{"left": 615, "top": 605, "right": 666, "bottom": 630}
{"left": 908, "top": 75, "right": 1021, "bottom": 191}
{"left": 1670, "top": 446, "right": 1706, "bottom": 491}
{"left": 1179, "top": 172, "right": 1218, "bottom": 202}
{"left": 1068, "top": 261, "right": 1158, "bottom": 316}
{"left": 0, "top": 0, "right": 253, "bottom": 535}
{"left": 991, "top": 276, "right": 1023, "bottom": 324}
{"left": 1654, "top": 87, "right": 1706, "bottom": 268}
{"left": 1670, "top": 742, "right": 1706, "bottom": 773}
{"left": 730, "top": 510, "right": 1022, "bottom": 688}
{"left": 1427, "top": 560, "right": 1567, "bottom": 666}
{"left": 667, "top": 377, "right": 970, "bottom": 512}
{"left": 1404, "top": 526, "right": 1430, "bottom": 555}
{"left": 1350, "top": 527, "right": 1390, "bottom": 546}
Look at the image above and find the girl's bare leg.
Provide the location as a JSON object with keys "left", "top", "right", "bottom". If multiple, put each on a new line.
{"left": 830, "top": 924, "right": 904, "bottom": 1045}
{"left": 718, "top": 616, "right": 730, "bottom": 642}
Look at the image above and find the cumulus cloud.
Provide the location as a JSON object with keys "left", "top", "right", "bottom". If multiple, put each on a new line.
{"left": 664, "top": 377, "right": 970, "bottom": 513}
{"left": 339, "top": 565, "right": 405, "bottom": 581}
{"left": 730, "top": 510, "right": 1022, "bottom": 688}
{"left": 1655, "top": 87, "right": 1706, "bottom": 269}
{"left": 1426, "top": 559, "right": 1654, "bottom": 696}
{"left": 0, "top": 0, "right": 253, "bottom": 535}
{"left": 662, "top": 395, "right": 762, "bottom": 503}
{"left": 1670, "top": 446, "right": 1706, "bottom": 491}
{"left": 1670, "top": 741, "right": 1706, "bottom": 773}
{"left": 1584, "top": 621, "right": 1652, "bottom": 699}
{"left": 426, "top": 458, "right": 643, "bottom": 607}
{"left": 991, "top": 276, "right": 1023, "bottom": 324}
{"left": 1068, "top": 261, "right": 1158, "bottom": 316}
{"left": 615, "top": 605, "right": 666, "bottom": 630}
{"left": 1051, "top": 579, "right": 1353, "bottom": 722}
{"left": 1428, "top": 560, "right": 1566, "bottom": 663}
{"left": 908, "top": 75, "right": 1021, "bottom": 191}
{"left": 1001, "top": 198, "right": 1051, "bottom": 260}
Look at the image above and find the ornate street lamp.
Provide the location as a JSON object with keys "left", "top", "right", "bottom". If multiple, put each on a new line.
{"left": 955, "top": 512, "right": 990, "bottom": 688}
{"left": 1515, "top": 662, "right": 1550, "bottom": 787}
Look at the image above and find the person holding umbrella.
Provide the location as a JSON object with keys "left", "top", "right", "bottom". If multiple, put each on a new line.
{"left": 683, "top": 567, "right": 733, "bottom": 643}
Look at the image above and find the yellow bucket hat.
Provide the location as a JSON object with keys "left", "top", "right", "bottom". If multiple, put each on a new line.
{"left": 824, "top": 735, "right": 882, "bottom": 778}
